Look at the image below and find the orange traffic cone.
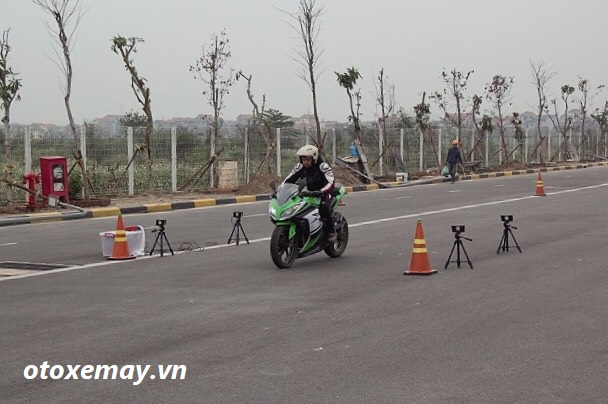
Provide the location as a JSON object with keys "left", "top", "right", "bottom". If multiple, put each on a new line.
{"left": 107, "top": 214, "right": 136, "bottom": 261}
{"left": 534, "top": 173, "right": 546, "bottom": 196}
{"left": 404, "top": 219, "right": 437, "bottom": 276}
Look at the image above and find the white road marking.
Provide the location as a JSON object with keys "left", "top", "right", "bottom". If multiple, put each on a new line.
{"left": 2, "top": 182, "right": 607, "bottom": 282}
{"left": 0, "top": 242, "right": 17, "bottom": 247}
{"left": 395, "top": 196, "right": 411, "bottom": 200}
{"left": 245, "top": 213, "right": 267, "bottom": 218}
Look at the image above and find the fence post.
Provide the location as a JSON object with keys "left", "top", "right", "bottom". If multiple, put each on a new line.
{"left": 332, "top": 128, "right": 336, "bottom": 163}
{"left": 276, "top": 128, "right": 281, "bottom": 177}
{"left": 438, "top": 128, "right": 442, "bottom": 164}
{"left": 419, "top": 128, "right": 424, "bottom": 172}
{"left": 171, "top": 127, "right": 177, "bottom": 192}
{"left": 24, "top": 126, "right": 32, "bottom": 173}
{"left": 400, "top": 128, "right": 404, "bottom": 165}
{"left": 80, "top": 125, "right": 87, "bottom": 198}
{"left": 485, "top": 130, "right": 489, "bottom": 167}
{"left": 244, "top": 126, "right": 249, "bottom": 184}
{"left": 378, "top": 121, "right": 384, "bottom": 176}
{"left": 127, "top": 127, "right": 134, "bottom": 196}
{"left": 470, "top": 128, "right": 474, "bottom": 161}
{"left": 547, "top": 128, "right": 551, "bottom": 162}
{"left": 524, "top": 128, "right": 528, "bottom": 162}
{"left": 80, "top": 125, "right": 87, "bottom": 174}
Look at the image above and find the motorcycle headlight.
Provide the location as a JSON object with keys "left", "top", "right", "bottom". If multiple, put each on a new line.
{"left": 281, "top": 202, "right": 303, "bottom": 219}
{"left": 268, "top": 205, "right": 276, "bottom": 217}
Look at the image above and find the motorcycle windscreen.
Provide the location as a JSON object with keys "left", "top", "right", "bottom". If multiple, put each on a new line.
{"left": 276, "top": 183, "right": 299, "bottom": 205}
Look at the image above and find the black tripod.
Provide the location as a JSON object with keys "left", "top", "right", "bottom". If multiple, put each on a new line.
{"left": 445, "top": 226, "right": 473, "bottom": 269}
{"left": 227, "top": 212, "right": 249, "bottom": 245}
{"left": 497, "top": 217, "right": 522, "bottom": 254}
{"left": 150, "top": 219, "right": 174, "bottom": 257}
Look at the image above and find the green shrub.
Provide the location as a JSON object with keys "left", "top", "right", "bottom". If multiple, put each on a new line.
{"left": 69, "top": 170, "right": 83, "bottom": 200}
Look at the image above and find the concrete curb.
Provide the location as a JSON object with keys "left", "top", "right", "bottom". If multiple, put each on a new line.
{"left": 5, "top": 161, "right": 607, "bottom": 225}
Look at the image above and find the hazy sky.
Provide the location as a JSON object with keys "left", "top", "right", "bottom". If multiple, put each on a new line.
{"left": 2, "top": 0, "right": 608, "bottom": 125}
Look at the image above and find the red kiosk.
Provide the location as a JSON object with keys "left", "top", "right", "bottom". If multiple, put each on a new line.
{"left": 40, "top": 156, "right": 69, "bottom": 204}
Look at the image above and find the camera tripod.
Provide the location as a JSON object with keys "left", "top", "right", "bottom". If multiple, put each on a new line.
{"left": 497, "top": 221, "right": 522, "bottom": 254}
{"left": 445, "top": 231, "right": 473, "bottom": 269}
{"left": 227, "top": 212, "right": 249, "bottom": 245}
{"left": 150, "top": 221, "right": 174, "bottom": 257}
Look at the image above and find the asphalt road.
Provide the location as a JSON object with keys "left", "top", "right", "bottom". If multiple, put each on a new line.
{"left": 1, "top": 167, "right": 607, "bottom": 403}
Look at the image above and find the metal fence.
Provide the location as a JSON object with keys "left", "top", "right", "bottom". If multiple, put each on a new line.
{"left": 1, "top": 123, "right": 606, "bottom": 204}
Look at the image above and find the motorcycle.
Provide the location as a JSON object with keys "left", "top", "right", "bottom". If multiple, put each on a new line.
{"left": 268, "top": 181, "right": 349, "bottom": 269}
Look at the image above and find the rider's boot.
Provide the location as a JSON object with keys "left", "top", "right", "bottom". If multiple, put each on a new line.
{"left": 325, "top": 219, "right": 337, "bottom": 243}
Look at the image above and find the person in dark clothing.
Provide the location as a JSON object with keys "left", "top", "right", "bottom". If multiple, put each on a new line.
{"left": 446, "top": 139, "right": 463, "bottom": 183}
{"left": 284, "top": 144, "right": 336, "bottom": 242}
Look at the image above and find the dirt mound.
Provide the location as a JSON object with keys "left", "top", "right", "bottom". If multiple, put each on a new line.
{"left": 237, "top": 174, "right": 281, "bottom": 195}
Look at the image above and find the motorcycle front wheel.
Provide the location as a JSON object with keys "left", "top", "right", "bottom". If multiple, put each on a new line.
{"left": 324, "top": 213, "right": 349, "bottom": 258}
{"left": 270, "top": 226, "right": 297, "bottom": 269}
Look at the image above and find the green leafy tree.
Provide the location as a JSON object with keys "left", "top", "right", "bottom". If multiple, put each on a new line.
{"left": 336, "top": 67, "right": 363, "bottom": 143}
{"left": 469, "top": 94, "right": 493, "bottom": 161}
{"left": 547, "top": 84, "right": 575, "bottom": 161}
{"left": 591, "top": 101, "right": 608, "bottom": 157}
{"left": 414, "top": 92, "right": 440, "bottom": 169}
{"left": 485, "top": 74, "right": 514, "bottom": 163}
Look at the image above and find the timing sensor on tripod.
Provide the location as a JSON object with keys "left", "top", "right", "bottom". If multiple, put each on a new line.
{"left": 451, "top": 225, "right": 465, "bottom": 233}
{"left": 152, "top": 219, "right": 167, "bottom": 232}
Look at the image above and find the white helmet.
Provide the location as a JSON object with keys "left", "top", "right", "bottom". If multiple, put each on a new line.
{"left": 296, "top": 145, "right": 319, "bottom": 163}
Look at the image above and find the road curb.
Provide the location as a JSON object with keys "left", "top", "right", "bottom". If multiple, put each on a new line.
{"left": 4, "top": 161, "right": 607, "bottom": 225}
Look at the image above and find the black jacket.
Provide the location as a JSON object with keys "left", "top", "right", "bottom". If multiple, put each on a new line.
{"left": 284, "top": 159, "right": 334, "bottom": 193}
{"left": 446, "top": 147, "right": 463, "bottom": 164}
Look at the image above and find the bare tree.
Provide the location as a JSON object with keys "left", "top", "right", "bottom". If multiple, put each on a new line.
{"left": 430, "top": 68, "right": 474, "bottom": 156}
{"left": 34, "top": 0, "right": 90, "bottom": 199}
{"left": 485, "top": 74, "right": 514, "bottom": 163}
{"left": 528, "top": 61, "right": 554, "bottom": 164}
{"left": 0, "top": 28, "right": 22, "bottom": 204}
{"left": 190, "top": 30, "right": 234, "bottom": 188}
{"left": 111, "top": 35, "right": 154, "bottom": 191}
{"left": 0, "top": 29, "right": 21, "bottom": 164}
{"left": 374, "top": 68, "right": 395, "bottom": 171}
{"left": 282, "top": 0, "right": 324, "bottom": 152}
{"left": 547, "top": 84, "right": 575, "bottom": 161}
{"left": 237, "top": 70, "right": 294, "bottom": 180}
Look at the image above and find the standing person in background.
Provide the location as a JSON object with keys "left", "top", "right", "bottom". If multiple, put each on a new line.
{"left": 446, "top": 139, "right": 463, "bottom": 184}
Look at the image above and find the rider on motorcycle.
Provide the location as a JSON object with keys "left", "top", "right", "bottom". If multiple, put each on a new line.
{"left": 283, "top": 145, "right": 336, "bottom": 242}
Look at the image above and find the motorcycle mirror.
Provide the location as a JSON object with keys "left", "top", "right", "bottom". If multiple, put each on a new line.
{"left": 269, "top": 181, "right": 277, "bottom": 192}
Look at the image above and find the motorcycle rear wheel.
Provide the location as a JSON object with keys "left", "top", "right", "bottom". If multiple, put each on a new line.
{"left": 270, "top": 226, "right": 297, "bottom": 269}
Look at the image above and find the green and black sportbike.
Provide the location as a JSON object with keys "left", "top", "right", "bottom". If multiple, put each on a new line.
{"left": 268, "top": 181, "right": 349, "bottom": 269}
